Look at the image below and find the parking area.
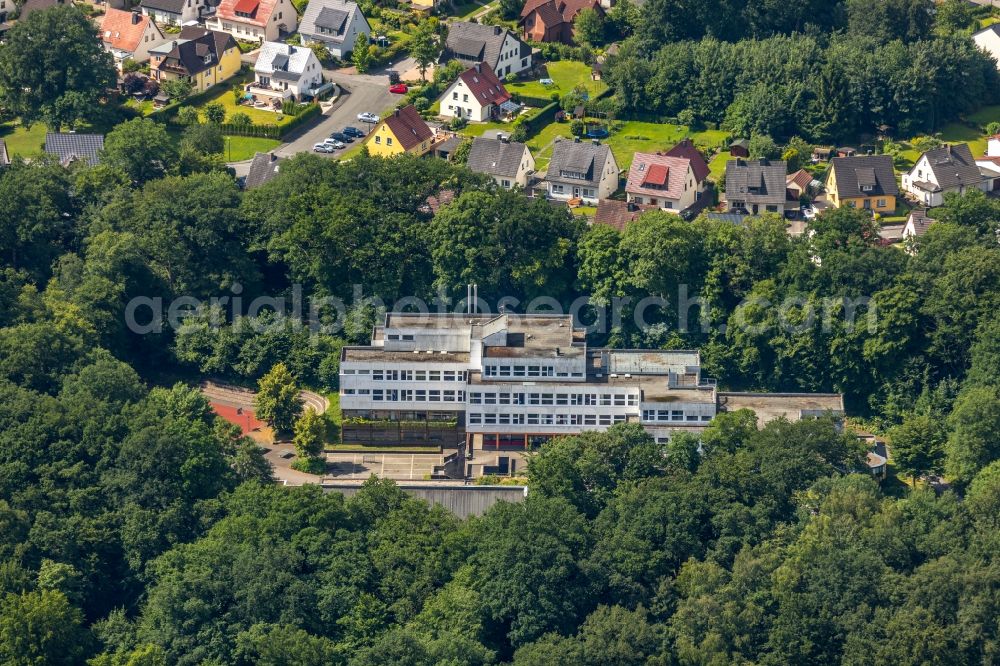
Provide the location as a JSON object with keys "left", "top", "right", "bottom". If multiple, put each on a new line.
{"left": 327, "top": 452, "right": 443, "bottom": 480}
{"left": 275, "top": 70, "right": 399, "bottom": 158}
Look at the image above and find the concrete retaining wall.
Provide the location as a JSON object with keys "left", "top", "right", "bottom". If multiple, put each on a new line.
{"left": 322, "top": 483, "right": 527, "bottom": 518}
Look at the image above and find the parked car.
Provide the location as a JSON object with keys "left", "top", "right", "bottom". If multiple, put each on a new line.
{"left": 357, "top": 112, "right": 379, "bottom": 124}
{"left": 329, "top": 131, "right": 353, "bottom": 143}
{"left": 313, "top": 143, "right": 335, "bottom": 153}
{"left": 324, "top": 138, "right": 346, "bottom": 149}
{"left": 389, "top": 83, "right": 408, "bottom": 94}
{"left": 342, "top": 126, "right": 365, "bottom": 138}
{"left": 801, "top": 204, "right": 817, "bottom": 220}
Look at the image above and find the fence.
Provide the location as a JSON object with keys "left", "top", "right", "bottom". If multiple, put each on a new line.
{"left": 520, "top": 101, "right": 559, "bottom": 134}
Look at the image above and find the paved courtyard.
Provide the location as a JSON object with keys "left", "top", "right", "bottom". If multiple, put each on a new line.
{"left": 326, "top": 452, "right": 442, "bottom": 480}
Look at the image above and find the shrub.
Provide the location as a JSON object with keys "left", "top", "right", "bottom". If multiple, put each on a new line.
{"left": 176, "top": 106, "right": 200, "bottom": 125}
{"left": 229, "top": 112, "right": 252, "bottom": 128}
{"left": 570, "top": 118, "right": 585, "bottom": 136}
{"left": 448, "top": 115, "right": 467, "bottom": 130}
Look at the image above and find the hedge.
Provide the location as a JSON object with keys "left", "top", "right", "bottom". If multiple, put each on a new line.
{"left": 519, "top": 101, "right": 559, "bottom": 134}
{"left": 516, "top": 94, "right": 559, "bottom": 108}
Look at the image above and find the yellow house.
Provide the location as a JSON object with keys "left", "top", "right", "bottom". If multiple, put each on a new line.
{"left": 826, "top": 155, "right": 898, "bottom": 213}
{"left": 365, "top": 105, "right": 436, "bottom": 157}
{"left": 150, "top": 27, "right": 241, "bottom": 94}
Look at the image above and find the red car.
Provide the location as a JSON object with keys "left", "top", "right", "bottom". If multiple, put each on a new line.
{"left": 389, "top": 83, "right": 408, "bottom": 94}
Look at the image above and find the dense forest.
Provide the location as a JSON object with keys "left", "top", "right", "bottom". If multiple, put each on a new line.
{"left": 602, "top": 0, "right": 1000, "bottom": 141}
{"left": 4, "top": 139, "right": 1000, "bottom": 662}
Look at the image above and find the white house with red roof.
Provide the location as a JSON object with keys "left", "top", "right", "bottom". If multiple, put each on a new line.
{"left": 206, "top": 0, "right": 297, "bottom": 43}
{"left": 439, "top": 63, "right": 514, "bottom": 122}
{"left": 100, "top": 8, "right": 167, "bottom": 70}
{"left": 625, "top": 151, "right": 705, "bottom": 213}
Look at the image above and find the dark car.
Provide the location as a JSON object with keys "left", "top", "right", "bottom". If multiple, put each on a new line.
{"left": 329, "top": 131, "right": 353, "bottom": 143}
{"left": 342, "top": 127, "right": 365, "bottom": 138}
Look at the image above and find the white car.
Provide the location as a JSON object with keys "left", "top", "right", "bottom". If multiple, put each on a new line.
{"left": 801, "top": 205, "right": 817, "bottom": 220}
{"left": 357, "top": 112, "right": 379, "bottom": 124}
{"left": 323, "top": 138, "right": 346, "bottom": 150}
{"left": 313, "top": 143, "right": 335, "bottom": 153}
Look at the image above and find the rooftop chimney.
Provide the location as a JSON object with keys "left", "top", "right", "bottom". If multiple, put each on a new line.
{"left": 591, "top": 138, "right": 599, "bottom": 145}
{"left": 494, "top": 26, "right": 501, "bottom": 35}
{"left": 475, "top": 63, "right": 481, "bottom": 73}
{"left": 131, "top": 10, "right": 141, "bottom": 23}
{"left": 394, "top": 108, "right": 400, "bottom": 117}
{"left": 574, "top": 136, "right": 580, "bottom": 143}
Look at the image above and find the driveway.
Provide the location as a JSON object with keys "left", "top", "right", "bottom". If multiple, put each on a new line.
{"left": 274, "top": 69, "right": 399, "bottom": 158}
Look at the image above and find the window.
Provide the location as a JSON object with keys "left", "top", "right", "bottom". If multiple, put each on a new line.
{"left": 877, "top": 198, "right": 887, "bottom": 208}
{"left": 501, "top": 179, "right": 511, "bottom": 188}
{"left": 453, "top": 92, "right": 458, "bottom": 100}
{"left": 374, "top": 136, "right": 381, "bottom": 144}
{"left": 386, "top": 137, "right": 393, "bottom": 146}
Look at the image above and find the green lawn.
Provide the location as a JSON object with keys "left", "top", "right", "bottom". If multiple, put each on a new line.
{"left": 450, "top": 0, "right": 492, "bottom": 20}
{"left": 508, "top": 61, "right": 607, "bottom": 99}
{"left": 223, "top": 136, "right": 281, "bottom": 161}
{"left": 0, "top": 121, "right": 48, "bottom": 158}
{"left": 523, "top": 119, "right": 730, "bottom": 173}
{"left": 708, "top": 151, "right": 729, "bottom": 181}
{"left": 185, "top": 75, "right": 297, "bottom": 127}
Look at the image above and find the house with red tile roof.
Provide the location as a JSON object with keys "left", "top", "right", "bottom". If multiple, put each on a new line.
{"left": 592, "top": 199, "right": 653, "bottom": 231}
{"left": 665, "top": 138, "right": 710, "bottom": 183}
{"left": 439, "top": 63, "right": 514, "bottom": 123}
{"left": 519, "top": 0, "right": 603, "bottom": 44}
{"left": 206, "top": 0, "right": 297, "bottom": 43}
{"left": 365, "top": 105, "right": 437, "bottom": 157}
{"left": 625, "top": 151, "right": 706, "bottom": 213}
{"left": 100, "top": 9, "right": 167, "bottom": 70}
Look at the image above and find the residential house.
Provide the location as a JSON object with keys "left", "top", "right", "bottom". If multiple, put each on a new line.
{"left": 243, "top": 152, "right": 283, "bottom": 189}
{"left": 665, "top": 138, "right": 710, "bottom": 182}
{"left": 365, "top": 105, "right": 436, "bottom": 157}
{"left": 140, "top": 0, "right": 211, "bottom": 26}
{"left": 150, "top": 28, "right": 241, "bottom": 94}
{"left": 785, "top": 169, "right": 815, "bottom": 201}
{"left": 299, "top": 0, "right": 370, "bottom": 59}
{"left": 625, "top": 151, "right": 704, "bottom": 213}
{"left": 825, "top": 155, "right": 898, "bottom": 213}
{"left": 729, "top": 138, "right": 749, "bottom": 158}
{"left": 974, "top": 134, "right": 1000, "bottom": 193}
{"left": 724, "top": 159, "right": 787, "bottom": 215}
{"left": 206, "top": 0, "right": 297, "bottom": 43}
{"left": 519, "top": 0, "right": 603, "bottom": 44}
{"left": 593, "top": 199, "right": 650, "bottom": 231}
{"left": 901, "top": 143, "right": 989, "bottom": 207}
{"left": 439, "top": 63, "right": 513, "bottom": 122}
{"left": 338, "top": 311, "right": 845, "bottom": 452}
{"left": 100, "top": 9, "right": 167, "bottom": 70}
{"left": 545, "top": 138, "right": 619, "bottom": 204}
{"left": 442, "top": 22, "right": 532, "bottom": 79}
{"left": 44, "top": 133, "right": 104, "bottom": 167}
{"left": 466, "top": 135, "right": 535, "bottom": 188}
{"left": 973, "top": 24, "right": 1000, "bottom": 71}
{"left": 250, "top": 41, "right": 323, "bottom": 102}
{"left": 880, "top": 208, "right": 933, "bottom": 249}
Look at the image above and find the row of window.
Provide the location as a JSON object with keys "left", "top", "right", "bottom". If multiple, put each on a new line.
{"left": 642, "top": 409, "right": 713, "bottom": 423}
{"left": 342, "top": 369, "right": 467, "bottom": 382}
{"left": 469, "top": 392, "right": 638, "bottom": 407}
{"left": 344, "top": 389, "right": 465, "bottom": 402}
{"left": 468, "top": 413, "right": 629, "bottom": 426}
{"left": 385, "top": 334, "right": 415, "bottom": 341}
{"left": 483, "top": 365, "right": 585, "bottom": 378}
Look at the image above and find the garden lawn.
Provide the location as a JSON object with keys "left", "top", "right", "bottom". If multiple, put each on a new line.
{"left": 508, "top": 61, "right": 607, "bottom": 99}
{"left": 708, "top": 151, "right": 729, "bottom": 181}
{"left": 0, "top": 121, "right": 48, "bottom": 158}
{"left": 224, "top": 136, "right": 281, "bottom": 161}
{"left": 184, "top": 75, "right": 297, "bottom": 127}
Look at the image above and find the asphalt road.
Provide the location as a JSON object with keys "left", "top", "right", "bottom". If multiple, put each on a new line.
{"left": 274, "top": 70, "right": 399, "bottom": 158}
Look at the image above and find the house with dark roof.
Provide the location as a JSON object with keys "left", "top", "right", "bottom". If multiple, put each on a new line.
{"left": 206, "top": 0, "right": 297, "bottom": 43}
{"left": 243, "top": 152, "right": 283, "bottom": 189}
{"left": 150, "top": 28, "right": 241, "bottom": 94}
{"left": 545, "top": 138, "right": 619, "bottom": 204}
{"left": 300, "top": 0, "right": 370, "bottom": 59}
{"left": 519, "top": 0, "right": 603, "bottom": 44}
{"left": 140, "top": 0, "right": 211, "bottom": 26}
{"left": 592, "top": 199, "right": 652, "bottom": 231}
{"left": 442, "top": 22, "right": 532, "bottom": 79}
{"left": 724, "top": 159, "right": 788, "bottom": 215}
{"left": 466, "top": 135, "right": 534, "bottom": 189}
{"left": 439, "top": 63, "right": 514, "bottom": 122}
{"left": 665, "top": 138, "right": 709, "bottom": 182}
{"left": 826, "top": 155, "right": 899, "bottom": 214}
{"left": 786, "top": 169, "right": 815, "bottom": 201}
{"left": 901, "top": 143, "right": 989, "bottom": 207}
{"left": 44, "top": 133, "right": 104, "bottom": 167}
{"left": 626, "top": 152, "right": 704, "bottom": 213}
{"left": 365, "top": 105, "right": 436, "bottom": 157}
{"left": 100, "top": 9, "right": 168, "bottom": 70}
